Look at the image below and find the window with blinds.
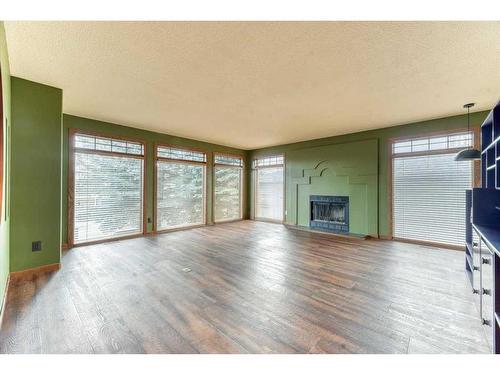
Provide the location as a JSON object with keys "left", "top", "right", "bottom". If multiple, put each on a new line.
{"left": 254, "top": 155, "right": 284, "bottom": 222}
{"left": 156, "top": 146, "right": 206, "bottom": 230}
{"left": 392, "top": 133, "right": 473, "bottom": 247}
{"left": 214, "top": 154, "right": 243, "bottom": 222}
{"left": 72, "top": 133, "right": 144, "bottom": 244}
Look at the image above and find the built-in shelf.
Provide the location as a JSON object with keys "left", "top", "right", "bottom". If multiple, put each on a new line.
{"left": 482, "top": 138, "right": 498, "bottom": 154}
{"left": 481, "top": 102, "right": 500, "bottom": 190}
{"left": 471, "top": 101, "right": 500, "bottom": 354}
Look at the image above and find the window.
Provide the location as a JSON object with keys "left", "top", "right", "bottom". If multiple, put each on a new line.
{"left": 392, "top": 132, "right": 473, "bottom": 154}
{"left": 253, "top": 155, "right": 284, "bottom": 222}
{"left": 253, "top": 155, "right": 284, "bottom": 168}
{"left": 392, "top": 131, "right": 474, "bottom": 247}
{"left": 157, "top": 146, "right": 206, "bottom": 163}
{"left": 214, "top": 154, "right": 243, "bottom": 222}
{"left": 214, "top": 154, "right": 243, "bottom": 167}
{"left": 71, "top": 132, "right": 144, "bottom": 245}
{"left": 156, "top": 145, "right": 206, "bottom": 230}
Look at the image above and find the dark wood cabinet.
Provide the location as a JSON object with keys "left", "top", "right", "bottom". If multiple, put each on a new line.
{"left": 471, "top": 229, "right": 498, "bottom": 353}
{"left": 480, "top": 240, "right": 494, "bottom": 349}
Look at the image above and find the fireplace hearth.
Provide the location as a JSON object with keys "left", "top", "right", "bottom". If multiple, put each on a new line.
{"left": 310, "top": 195, "right": 349, "bottom": 233}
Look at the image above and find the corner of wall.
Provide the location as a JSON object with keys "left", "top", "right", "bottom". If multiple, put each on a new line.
{"left": 9, "top": 77, "right": 62, "bottom": 272}
{"left": 0, "top": 20, "right": 12, "bottom": 317}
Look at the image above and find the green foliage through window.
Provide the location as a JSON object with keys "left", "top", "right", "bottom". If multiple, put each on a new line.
{"left": 214, "top": 166, "right": 241, "bottom": 221}
{"left": 156, "top": 162, "right": 205, "bottom": 229}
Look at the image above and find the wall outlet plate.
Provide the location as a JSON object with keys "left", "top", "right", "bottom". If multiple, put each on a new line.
{"left": 32, "top": 241, "right": 42, "bottom": 252}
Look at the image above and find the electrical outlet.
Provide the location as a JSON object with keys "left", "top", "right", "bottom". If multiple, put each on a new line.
{"left": 32, "top": 241, "right": 42, "bottom": 252}
{"left": 147, "top": 217, "right": 152, "bottom": 223}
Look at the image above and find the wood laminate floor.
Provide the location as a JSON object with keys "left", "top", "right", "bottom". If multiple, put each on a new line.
{"left": 0, "top": 221, "right": 490, "bottom": 353}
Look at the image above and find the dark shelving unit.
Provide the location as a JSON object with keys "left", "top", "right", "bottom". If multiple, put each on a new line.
{"left": 471, "top": 100, "right": 500, "bottom": 354}
{"left": 481, "top": 105, "right": 500, "bottom": 189}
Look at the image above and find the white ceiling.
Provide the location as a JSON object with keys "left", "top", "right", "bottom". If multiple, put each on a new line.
{"left": 4, "top": 21, "right": 500, "bottom": 149}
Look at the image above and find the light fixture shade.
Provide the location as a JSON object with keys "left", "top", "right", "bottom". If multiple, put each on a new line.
{"left": 454, "top": 148, "right": 481, "bottom": 161}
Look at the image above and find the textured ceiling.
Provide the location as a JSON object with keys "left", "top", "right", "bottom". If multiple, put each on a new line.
{"left": 4, "top": 21, "right": 500, "bottom": 149}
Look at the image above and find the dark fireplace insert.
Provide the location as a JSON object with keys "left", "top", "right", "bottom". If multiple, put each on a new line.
{"left": 310, "top": 195, "right": 349, "bottom": 233}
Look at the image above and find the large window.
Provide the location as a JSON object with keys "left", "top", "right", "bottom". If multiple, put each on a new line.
{"left": 156, "top": 145, "right": 206, "bottom": 230}
{"left": 71, "top": 132, "right": 144, "bottom": 245}
{"left": 391, "top": 131, "right": 474, "bottom": 247}
{"left": 253, "top": 155, "right": 284, "bottom": 222}
{"left": 214, "top": 154, "right": 243, "bottom": 222}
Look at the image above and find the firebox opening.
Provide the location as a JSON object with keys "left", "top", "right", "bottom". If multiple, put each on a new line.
{"left": 312, "top": 202, "right": 346, "bottom": 224}
{"left": 310, "top": 195, "right": 349, "bottom": 233}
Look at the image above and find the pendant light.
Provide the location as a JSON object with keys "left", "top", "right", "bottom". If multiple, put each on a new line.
{"left": 454, "top": 102, "right": 481, "bottom": 161}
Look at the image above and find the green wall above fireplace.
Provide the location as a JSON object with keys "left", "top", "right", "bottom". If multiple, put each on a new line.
{"left": 287, "top": 139, "right": 378, "bottom": 236}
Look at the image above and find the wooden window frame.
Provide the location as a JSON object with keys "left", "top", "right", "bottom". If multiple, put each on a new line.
{"left": 153, "top": 143, "right": 208, "bottom": 233}
{"left": 387, "top": 127, "right": 480, "bottom": 248}
{"left": 252, "top": 154, "right": 286, "bottom": 224}
{"left": 213, "top": 152, "right": 244, "bottom": 223}
{"left": 68, "top": 129, "right": 147, "bottom": 247}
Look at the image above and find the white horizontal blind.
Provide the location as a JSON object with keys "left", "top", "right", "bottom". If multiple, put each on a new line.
{"left": 74, "top": 152, "right": 143, "bottom": 244}
{"left": 156, "top": 162, "right": 205, "bottom": 230}
{"left": 393, "top": 153, "right": 472, "bottom": 247}
{"left": 254, "top": 155, "right": 284, "bottom": 221}
{"left": 255, "top": 167, "right": 284, "bottom": 221}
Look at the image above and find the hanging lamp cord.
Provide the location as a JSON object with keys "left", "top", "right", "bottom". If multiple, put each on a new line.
{"left": 467, "top": 106, "right": 470, "bottom": 132}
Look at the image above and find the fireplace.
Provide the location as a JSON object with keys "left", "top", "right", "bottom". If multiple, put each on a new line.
{"left": 310, "top": 195, "right": 349, "bottom": 233}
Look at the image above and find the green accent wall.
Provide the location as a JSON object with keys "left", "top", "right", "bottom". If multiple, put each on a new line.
{"left": 249, "top": 112, "right": 487, "bottom": 237}
{"left": 61, "top": 114, "right": 250, "bottom": 245}
{"left": 288, "top": 139, "right": 378, "bottom": 235}
{"left": 10, "top": 77, "right": 62, "bottom": 272}
{"left": 0, "top": 22, "right": 11, "bottom": 312}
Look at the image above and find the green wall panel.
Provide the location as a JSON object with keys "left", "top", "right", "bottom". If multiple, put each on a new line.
{"left": 287, "top": 139, "right": 378, "bottom": 236}
{"left": 0, "top": 22, "right": 11, "bottom": 312}
{"left": 10, "top": 77, "right": 62, "bottom": 272}
{"left": 250, "top": 111, "right": 487, "bottom": 237}
{"left": 62, "top": 114, "right": 250, "bottom": 245}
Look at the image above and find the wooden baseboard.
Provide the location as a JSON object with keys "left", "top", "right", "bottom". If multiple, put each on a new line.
{"left": 392, "top": 237, "right": 463, "bottom": 251}
{"left": 253, "top": 218, "right": 284, "bottom": 225}
{"left": 155, "top": 223, "right": 207, "bottom": 235}
{"left": 378, "top": 235, "right": 393, "bottom": 240}
{"left": 10, "top": 263, "right": 61, "bottom": 284}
